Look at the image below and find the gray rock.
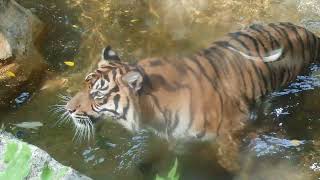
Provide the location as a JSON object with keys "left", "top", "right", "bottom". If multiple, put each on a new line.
{"left": 0, "top": 0, "right": 44, "bottom": 58}
{"left": 0, "top": 131, "right": 92, "bottom": 180}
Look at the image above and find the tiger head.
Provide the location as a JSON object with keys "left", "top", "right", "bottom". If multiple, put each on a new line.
{"left": 64, "top": 46, "right": 146, "bottom": 141}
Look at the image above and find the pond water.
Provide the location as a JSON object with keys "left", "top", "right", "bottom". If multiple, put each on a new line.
{"left": 1, "top": 0, "right": 320, "bottom": 179}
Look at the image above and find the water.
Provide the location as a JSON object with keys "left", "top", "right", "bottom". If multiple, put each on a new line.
{"left": 1, "top": 0, "right": 320, "bottom": 179}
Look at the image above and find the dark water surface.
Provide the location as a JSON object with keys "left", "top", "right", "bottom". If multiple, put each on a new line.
{"left": 1, "top": 0, "right": 320, "bottom": 179}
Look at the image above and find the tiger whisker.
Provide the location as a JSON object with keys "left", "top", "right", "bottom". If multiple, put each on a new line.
{"left": 85, "top": 119, "right": 94, "bottom": 141}
{"left": 57, "top": 93, "right": 72, "bottom": 100}
{"left": 72, "top": 117, "right": 94, "bottom": 143}
{"left": 50, "top": 104, "right": 66, "bottom": 107}
{"left": 58, "top": 111, "right": 70, "bottom": 124}
{"left": 49, "top": 106, "right": 68, "bottom": 119}
{"left": 54, "top": 111, "right": 68, "bottom": 126}
{"left": 56, "top": 94, "right": 72, "bottom": 104}
{"left": 49, "top": 106, "right": 65, "bottom": 113}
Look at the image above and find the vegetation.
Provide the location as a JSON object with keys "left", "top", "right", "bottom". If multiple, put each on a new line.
{"left": 155, "top": 158, "right": 180, "bottom": 180}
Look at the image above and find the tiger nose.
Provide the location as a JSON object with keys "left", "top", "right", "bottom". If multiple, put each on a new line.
{"left": 66, "top": 104, "right": 80, "bottom": 113}
{"left": 68, "top": 108, "right": 76, "bottom": 113}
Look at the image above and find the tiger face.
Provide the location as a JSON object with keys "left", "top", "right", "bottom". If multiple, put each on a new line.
{"left": 64, "top": 46, "right": 144, "bottom": 141}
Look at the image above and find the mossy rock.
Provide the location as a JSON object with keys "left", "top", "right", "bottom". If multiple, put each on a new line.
{"left": 0, "top": 131, "right": 92, "bottom": 180}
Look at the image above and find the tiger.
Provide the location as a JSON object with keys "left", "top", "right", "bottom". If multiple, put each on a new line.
{"left": 63, "top": 22, "right": 320, "bottom": 172}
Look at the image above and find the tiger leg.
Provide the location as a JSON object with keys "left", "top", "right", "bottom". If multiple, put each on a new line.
{"left": 215, "top": 133, "right": 241, "bottom": 173}
{"left": 214, "top": 99, "right": 250, "bottom": 173}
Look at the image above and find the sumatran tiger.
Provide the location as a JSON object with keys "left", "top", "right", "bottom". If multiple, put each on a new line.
{"left": 62, "top": 22, "right": 320, "bottom": 172}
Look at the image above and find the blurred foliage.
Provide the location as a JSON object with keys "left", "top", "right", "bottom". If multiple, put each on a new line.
{"left": 155, "top": 158, "right": 179, "bottom": 180}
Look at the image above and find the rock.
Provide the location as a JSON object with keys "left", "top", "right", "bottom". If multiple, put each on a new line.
{"left": 0, "top": 0, "right": 47, "bottom": 108}
{"left": 0, "top": 131, "right": 92, "bottom": 180}
{"left": 0, "top": 32, "right": 12, "bottom": 60}
{"left": 0, "top": 0, "right": 44, "bottom": 57}
{"left": 298, "top": 0, "right": 320, "bottom": 17}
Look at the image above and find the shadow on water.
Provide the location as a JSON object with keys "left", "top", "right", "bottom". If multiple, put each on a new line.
{"left": 0, "top": 0, "right": 320, "bottom": 179}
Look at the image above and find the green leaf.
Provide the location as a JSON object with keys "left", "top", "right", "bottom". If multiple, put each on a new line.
{"left": 4, "top": 142, "right": 18, "bottom": 163}
{"left": 155, "top": 158, "right": 180, "bottom": 180}
{"left": 155, "top": 175, "right": 166, "bottom": 180}
{"left": 41, "top": 163, "right": 53, "bottom": 180}
{"left": 0, "top": 142, "right": 32, "bottom": 180}
{"left": 168, "top": 158, "right": 179, "bottom": 179}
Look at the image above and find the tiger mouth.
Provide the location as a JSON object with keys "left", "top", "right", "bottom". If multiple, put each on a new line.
{"left": 107, "top": 114, "right": 123, "bottom": 120}
{"left": 51, "top": 100, "right": 123, "bottom": 142}
{"left": 102, "top": 109, "right": 125, "bottom": 120}
{"left": 71, "top": 111, "right": 123, "bottom": 127}
{"left": 72, "top": 115, "right": 100, "bottom": 125}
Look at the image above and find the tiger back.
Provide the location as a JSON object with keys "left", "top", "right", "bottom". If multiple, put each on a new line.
{"left": 133, "top": 22, "right": 320, "bottom": 139}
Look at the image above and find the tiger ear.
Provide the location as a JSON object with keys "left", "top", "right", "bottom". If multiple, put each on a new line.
{"left": 122, "top": 71, "right": 143, "bottom": 93}
{"left": 102, "top": 45, "right": 120, "bottom": 61}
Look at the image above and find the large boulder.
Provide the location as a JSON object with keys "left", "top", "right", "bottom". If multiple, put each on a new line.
{"left": 0, "top": 0, "right": 47, "bottom": 108}
{"left": 0, "top": 131, "right": 92, "bottom": 179}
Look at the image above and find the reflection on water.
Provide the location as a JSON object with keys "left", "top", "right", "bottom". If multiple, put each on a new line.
{"left": 272, "top": 65, "right": 320, "bottom": 96}
{"left": 0, "top": 0, "right": 320, "bottom": 179}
